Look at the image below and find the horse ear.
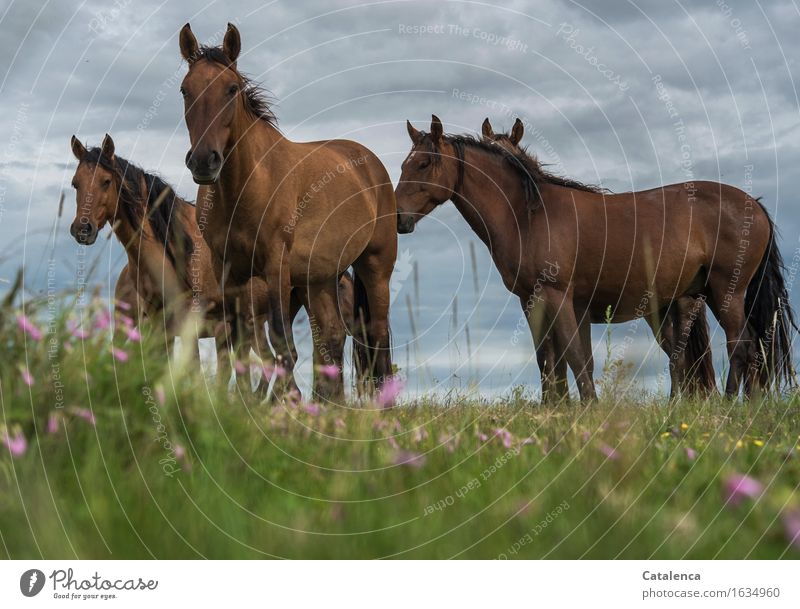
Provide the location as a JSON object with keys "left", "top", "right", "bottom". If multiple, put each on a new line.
{"left": 481, "top": 118, "right": 494, "bottom": 139}
{"left": 223, "top": 23, "right": 241, "bottom": 63}
{"left": 71, "top": 135, "right": 87, "bottom": 161}
{"left": 101, "top": 133, "right": 115, "bottom": 160}
{"left": 430, "top": 115, "right": 443, "bottom": 143}
{"left": 510, "top": 118, "right": 524, "bottom": 145}
{"left": 179, "top": 23, "right": 200, "bottom": 62}
{"left": 406, "top": 120, "right": 423, "bottom": 145}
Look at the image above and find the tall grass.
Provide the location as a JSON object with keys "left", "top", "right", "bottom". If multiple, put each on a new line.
{"left": 1, "top": 283, "right": 799, "bottom": 559}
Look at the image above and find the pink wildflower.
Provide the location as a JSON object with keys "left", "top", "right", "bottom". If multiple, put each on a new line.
{"left": 376, "top": 376, "right": 405, "bottom": 408}
{"left": 47, "top": 413, "right": 59, "bottom": 435}
{"left": 303, "top": 403, "right": 321, "bottom": 416}
{"left": 391, "top": 449, "right": 426, "bottom": 468}
{"left": 74, "top": 408, "right": 96, "bottom": 426}
{"left": 20, "top": 367, "right": 34, "bottom": 387}
{"left": 494, "top": 428, "right": 513, "bottom": 448}
{"left": 111, "top": 347, "right": 128, "bottom": 362}
{"left": 782, "top": 509, "right": 800, "bottom": 549}
{"left": 2, "top": 431, "right": 27, "bottom": 457}
{"left": 318, "top": 364, "right": 340, "bottom": 379}
{"left": 17, "top": 315, "right": 43, "bottom": 340}
{"left": 723, "top": 473, "right": 763, "bottom": 506}
{"left": 598, "top": 442, "right": 619, "bottom": 460}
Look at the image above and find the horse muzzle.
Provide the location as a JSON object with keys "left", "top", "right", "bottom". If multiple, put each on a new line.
{"left": 397, "top": 213, "right": 416, "bottom": 234}
{"left": 70, "top": 221, "right": 98, "bottom": 245}
{"left": 186, "top": 148, "right": 222, "bottom": 185}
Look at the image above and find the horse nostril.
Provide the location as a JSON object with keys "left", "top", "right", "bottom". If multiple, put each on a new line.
{"left": 185, "top": 149, "right": 194, "bottom": 169}
{"left": 208, "top": 150, "right": 221, "bottom": 170}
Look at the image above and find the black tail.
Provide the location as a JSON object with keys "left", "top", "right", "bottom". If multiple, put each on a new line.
{"left": 744, "top": 206, "right": 797, "bottom": 390}
{"left": 684, "top": 302, "right": 717, "bottom": 395}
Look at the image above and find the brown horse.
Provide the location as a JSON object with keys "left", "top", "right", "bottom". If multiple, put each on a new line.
{"left": 480, "top": 118, "right": 716, "bottom": 400}
{"left": 396, "top": 115, "right": 795, "bottom": 400}
{"left": 178, "top": 23, "right": 397, "bottom": 401}
{"left": 69, "top": 134, "right": 354, "bottom": 394}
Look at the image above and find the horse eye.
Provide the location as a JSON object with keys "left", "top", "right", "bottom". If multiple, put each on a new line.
{"left": 227, "top": 84, "right": 238, "bottom": 96}
{"left": 419, "top": 159, "right": 430, "bottom": 169}
{"left": 101, "top": 178, "right": 112, "bottom": 189}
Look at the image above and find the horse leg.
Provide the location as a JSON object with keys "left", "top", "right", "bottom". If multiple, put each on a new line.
{"left": 545, "top": 289, "right": 596, "bottom": 401}
{"left": 645, "top": 305, "right": 682, "bottom": 398}
{"left": 521, "top": 295, "right": 558, "bottom": 403}
{"left": 214, "top": 318, "right": 235, "bottom": 388}
{"left": 264, "top": 259, "right": 298, "bottom": 398}
{"left": 574, "top": 311, "right": 593, "bottom": 395}
{"left": 705, "top": 285, "right": 750, "bottom": 397}
{"left": 352, "top": 255, "right": 393, "bottom": 393}
{"left": 308, "top": 281, "right": 347, "bottom": 403}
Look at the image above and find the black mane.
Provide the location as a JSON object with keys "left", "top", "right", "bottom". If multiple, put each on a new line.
{"left": 424, "top": 132, "right": 605, "bottom": 209}
{"left": 194, "top": 45, "right": 279, "bottom": 128}
{"left": 82, "top": 147, "right": 194, "bottom": 267}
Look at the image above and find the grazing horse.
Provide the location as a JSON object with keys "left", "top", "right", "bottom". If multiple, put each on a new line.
{"left": 396, "top": 116, "right": 795, "bottom": 401}
{"left": 178, "top": 23, "right": 397, "bottom": 401}
{"left": 480, "top": 118, "right": 716, "bottom": 400}
{"left": 69, "top": 134, "right": 354, "bottom": 393}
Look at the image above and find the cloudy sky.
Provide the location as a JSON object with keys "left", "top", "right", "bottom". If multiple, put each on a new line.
{"left": 2, "top": 0, "right": 799, "bottom": 397}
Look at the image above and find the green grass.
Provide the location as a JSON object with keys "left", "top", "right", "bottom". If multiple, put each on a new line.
{"left": 1, "top": 293, "right": 799, "bottom": 559}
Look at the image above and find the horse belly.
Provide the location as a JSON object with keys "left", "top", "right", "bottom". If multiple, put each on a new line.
{"left": 289, "top": 193, "right": 376, "bottom": 283}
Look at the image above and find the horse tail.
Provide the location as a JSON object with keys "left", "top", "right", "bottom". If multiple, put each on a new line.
{"left": 744, "top": 203, "right": 798, "bottom": 390}
{"left": 684, "top": 301, "right": 717, "bottom": 395}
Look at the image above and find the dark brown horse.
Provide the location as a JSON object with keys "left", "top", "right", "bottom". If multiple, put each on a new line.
{"left": 178, "top": 23, "right": 397, "bottom": 401}
{"left": 480, "top": 118, "right": 716, "bottom": 400}
{"left": 396, "top": 115, "right": 795, "bottom": 400}
{"left": 69, "top": 134, "right": 355, "bottom": 394}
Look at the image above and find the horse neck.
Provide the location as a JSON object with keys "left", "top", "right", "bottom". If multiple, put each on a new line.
{"left": 218, "top": 110, "right": 286, "bottom": 200}
{"left": 451, "top": 147, "right": 529, "bottom": 261}
{"left": 113, "top": 190, "right": 181, "bottom": 299}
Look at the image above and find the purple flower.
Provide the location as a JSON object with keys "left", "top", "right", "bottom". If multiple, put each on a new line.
{"left": 392, "top": 449, "right": 426, "bottom": 468}
{"left": 303, "top": 403, "right": 321, "bottom": 416}
{"left": 477, "top": 432, "right": 489, "bottom": 442}
{"left": 47, "top": 413, "right": 59, "bottom": 435}
{"left": 262, "top": 364, "right": 286, "bottom": 381}
{"left": 686, "top": 447, "right": 697, "bottom": 460}
{"left": 376, "top": 376, "right": 405, "bottom": 408}
{"left": 74, "top": 408, "right": 96, "bottom": 427}
{"left": 234, "top": 360, "right": 247, "bottom": 375}
{"left": 155, "top": 384, "right": 166, "bottom": 406}
{"left": 68, "top": 319, "right": 90, "bottom": 339}
{"left": 494, "top": 427, "right": 513, "bottom": 448}
{"left": 17, "top": 315, "right": 43, "bottom": 340}
{"left": 111, "top": 347, "right": 128, "bottom": 362}
{"left": 2, "top": 431, "right": 27, "bottom": 457}
{"left": 782, "top": 509, "right": 800, "bottom": 550}
{"left": 124, "top": 326, "right": 141, "bottom": 342}
{"left": 20, "top": 367, "right": 34, "bottom": 387}
{"left": 115, "top": 299, "right": 132, "bottom": 311}
{"left": 598, "top": 442, "right": 619, "bottom": 460}
{"left": 723, "top": 473, "right": 763, "bottom": 506}
{"left": 318, "top": 364, "right": 340, "bottom": 379}
{"left": 94, "top": 308, "right": 112, "bottom": 331}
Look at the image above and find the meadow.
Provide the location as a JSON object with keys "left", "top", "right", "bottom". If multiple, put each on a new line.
{"left": 1, "top": 280, "right": 799, "bottom": 560}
